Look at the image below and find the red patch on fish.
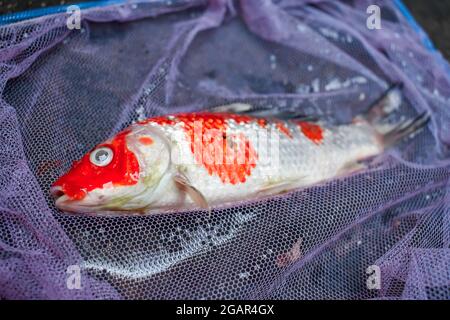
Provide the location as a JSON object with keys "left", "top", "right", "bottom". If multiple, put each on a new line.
{"left": 138, "top": 136, "right": 154, "bottom": 145}
{"left": 298, "top": 121, "right": 323, "bottom": 144}
{"left": 144, "top": 112, "right": 259, "bottom": 184}
{"left": 52, "top": 130, "right": 139, "bottom": 200}
{"left": 276, "top": 121, "right": 293, "bottom": 139}
{"left": 257, "top": 118, "right": 267, "bottom": 128}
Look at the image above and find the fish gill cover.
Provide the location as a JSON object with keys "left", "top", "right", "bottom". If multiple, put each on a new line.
{"left": 0, "top": 0, "right": 449, "bottom": 299}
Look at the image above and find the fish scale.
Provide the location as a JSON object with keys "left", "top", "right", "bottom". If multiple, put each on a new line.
{"left": 141, "top": 113, "right": 381, "bottom": 208}
{"left": 51, "top": 86, "right": 430, "bottom": 214}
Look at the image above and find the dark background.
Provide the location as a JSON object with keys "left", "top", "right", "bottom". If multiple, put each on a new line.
{"left": 1, "top": 1, "right": 449, "bottom": 60}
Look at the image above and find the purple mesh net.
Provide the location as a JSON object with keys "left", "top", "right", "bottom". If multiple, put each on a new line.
{"left": 1, "top": 0, "right": 450, "bottom": 300}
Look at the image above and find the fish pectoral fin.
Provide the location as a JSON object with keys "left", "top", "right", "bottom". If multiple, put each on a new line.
{"left": 174, "top": 172, "right": 210, "bottom": 212}
{"left": 257, "top": 179, "right": 303, "bottom": 196}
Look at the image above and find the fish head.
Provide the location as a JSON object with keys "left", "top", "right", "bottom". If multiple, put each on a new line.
{"left": 50, "top": 125, "right": 171, "bottom": 213}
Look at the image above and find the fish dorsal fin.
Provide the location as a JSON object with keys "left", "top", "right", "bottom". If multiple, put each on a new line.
{"left": 174, "top": 171, "right": 210, "bottom": 212}
{"left": 210, "top": 102, "right": 318, "bottom": 122}
{"left": 363, "top": 83, "right": 403, "bottom": 124}
{"left": 210, "top": 103, "right": 253, "bottom": 114}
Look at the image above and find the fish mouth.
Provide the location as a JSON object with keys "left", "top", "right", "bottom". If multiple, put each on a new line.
{"left": 50, "top": 185, "right": 67, "bottom": 205}
{"left": 50, "top": 186, "right": 95, "bottom": 213}
{"left": 50, "top": 185, "right": 65, "bottom": 199}
{"left": 50, "top": 185, "right": 75, "bottom": 212}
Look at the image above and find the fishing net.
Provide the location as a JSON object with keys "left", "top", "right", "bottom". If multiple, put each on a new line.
{"left": 1, "top": 0, "right": 450, "bottom": 300}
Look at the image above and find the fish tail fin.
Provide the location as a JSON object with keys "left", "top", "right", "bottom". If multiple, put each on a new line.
{"left": 364, "top": 83, "right": 403, "bottom": 124}
{"left": 381, "top": 112, "right": 430, "bottom": 148}
{"left": 363, "top": 83, "right": 430, "bottom": 148}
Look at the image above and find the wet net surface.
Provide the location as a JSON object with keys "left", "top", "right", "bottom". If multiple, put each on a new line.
{"left": 1, "top": 0, "right": 450, "bottom": 300}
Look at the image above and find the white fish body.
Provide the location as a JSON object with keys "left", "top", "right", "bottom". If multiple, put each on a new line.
{"left": 51, "top": 85, "right": 429, "bottom": 214}
{"left": 141, "top": 116, "right": 381, "bottom": 210}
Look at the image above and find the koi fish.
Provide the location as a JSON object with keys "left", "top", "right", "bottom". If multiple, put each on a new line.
{"left": 50, "top": 84, "right": 429, "bottom": 214}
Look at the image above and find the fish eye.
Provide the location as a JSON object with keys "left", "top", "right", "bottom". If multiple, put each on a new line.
{"left": 90, "top": 147, "right": 113, "bottom": 167}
